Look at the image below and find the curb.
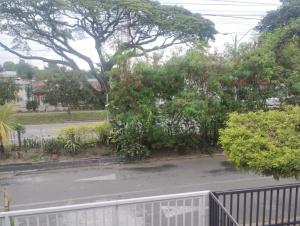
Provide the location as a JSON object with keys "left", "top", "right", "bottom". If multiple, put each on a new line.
{"left": 0, "top": 153, "right": 225, "bottom": 174}
{"left": 0, "top": 156, "right": 119, "bottom": 173}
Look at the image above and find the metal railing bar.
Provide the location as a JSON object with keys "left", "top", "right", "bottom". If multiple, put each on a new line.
{"left": 275, "top": 189, "right": 279, "bottom": 226}
{"left": 294, "top": 187, "right": 299, "bottom": 226}
{"left": 287, "top": 187, "right": 292, "bottom": 226}
{"left": 214, "top": 184, "right": 300, "bottom": 195}
{"left": 0, "top": 190, "right": 210, "bottom": 218}
{"left": 256, "top": 191, "right": 260, "bottom": 226}
{"left": 236, "top": 193, "right": 240, "bottom": 223}
{"left": 243, "top": 192, "right": 247, "bottom": 226}
{"left": 269, "top": 190, "right": 273, "bottom": 226}
{"left": 249, "top": 192, "right": 253, "bottom": 226}
{"left": 210, "top": 193, "right": 240, "bottom": 226}
{"left": 281, "top": 188, "right": 286, "bottom": 225}
{"left": 262, "top": 190, "right": 266, "bottom": 226}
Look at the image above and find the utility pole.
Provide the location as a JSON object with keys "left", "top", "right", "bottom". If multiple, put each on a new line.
{"left": 233, "top": 35, "right": 238, "bottom": 63}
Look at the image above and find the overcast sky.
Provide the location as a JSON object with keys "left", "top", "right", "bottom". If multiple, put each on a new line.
{"left": 0, "top": 0, "right": 281, "bottom": 69}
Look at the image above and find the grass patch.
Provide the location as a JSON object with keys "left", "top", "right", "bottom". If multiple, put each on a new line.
{"left": 15, "top": 110, "right": 107, "bottom": 125}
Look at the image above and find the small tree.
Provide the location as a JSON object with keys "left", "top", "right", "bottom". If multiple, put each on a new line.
{"left": 26, "top": 100, "right": 38, "bottom": 112}
{"left": 0, "top": 79, "right": 19, "bottom": 105}
{"left": 13, "top": 123, "right": 25, "bottom": 150}
{"left": 219, "top": 106, "right": 300, "bottom": 179}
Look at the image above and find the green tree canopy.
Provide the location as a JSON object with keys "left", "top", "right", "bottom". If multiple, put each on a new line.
{"left": 0, "top": 0, "right": 217, "bottom": 91}
{"left": 257, "top": 0, "right": 300, "bottom": 32}
{"left": 16, "top": 60, "right": 34, "bottom": 80}
{"left": 2, "top": 61, "right": 16, "bottom": 71}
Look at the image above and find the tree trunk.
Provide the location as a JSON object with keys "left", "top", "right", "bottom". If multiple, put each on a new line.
{"left": 17, "top": 131, "right": 22, "bottom": 151}
{"left": 67, "top": 105, "right": 71, "bottom": 115}
{"left": 0, "top": 135, "right": 5, "bottom": 155}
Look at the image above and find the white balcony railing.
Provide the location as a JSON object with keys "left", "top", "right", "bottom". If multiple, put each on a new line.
{"left": 0, "top": 191, "right": 209, "bottom": 226}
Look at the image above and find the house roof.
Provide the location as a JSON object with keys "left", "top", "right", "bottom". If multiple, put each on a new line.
{"left": 32, "top": 80, "right": 47, "bottom": 94}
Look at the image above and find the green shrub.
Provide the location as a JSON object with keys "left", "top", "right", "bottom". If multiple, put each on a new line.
{"left": 26, "top": 100, "right": 38, "bottom": 111}
{"left": 64, "top": 138, "right": 81, "bottom": 154}
{"left": 111, "top": 121, "right": 150, "bottom": 161}
{"left": 57, "top": 123, "right": 112, "bottom": 153}
{"left": 93, "top": 122, "right": 112, "bottom": 144}
{"left": 219, "top": 106, "right": 300, "bottom": 179}
{"left": 43, "top": 138, "right": 63, "bottom": 154}
{"left": 23, "top": 138, "right": 41, "bottom": 149}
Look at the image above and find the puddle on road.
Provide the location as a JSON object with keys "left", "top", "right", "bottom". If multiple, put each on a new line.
{"left": 126, "top": 164, "right": 177, "bottom": 173}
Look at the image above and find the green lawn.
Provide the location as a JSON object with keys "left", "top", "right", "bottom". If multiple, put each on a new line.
{"left": 15, "top": 110, "right": 108, "bottom": 125}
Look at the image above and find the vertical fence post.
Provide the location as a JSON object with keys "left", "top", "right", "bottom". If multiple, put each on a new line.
{"left": 112, "top": 205, "right": 119, "bottom": 226}
{"left": 4, "top": 216, "right": 11, "bottom": 226}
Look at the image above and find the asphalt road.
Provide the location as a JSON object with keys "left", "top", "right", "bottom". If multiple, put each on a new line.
{"left": 0, "top": 155, "right": 297, "bottom": 211}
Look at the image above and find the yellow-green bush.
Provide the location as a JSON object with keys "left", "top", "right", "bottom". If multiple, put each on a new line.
{"left": 219, "top": 106, "right": 300, "bottom": 179}
{"left": 57, "top": 122, "right": 112, "bottom": 148}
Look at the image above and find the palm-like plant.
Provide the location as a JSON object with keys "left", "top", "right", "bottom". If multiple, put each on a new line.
{"left": 0, "top": 103, "right": 15, "bottom": 154}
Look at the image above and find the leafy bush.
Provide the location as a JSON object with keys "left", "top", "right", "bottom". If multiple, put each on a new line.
{"left": 26, "top": 100, "right": 38, "bottom": 111}
{"left": 57, "top": 123, "right": 112, "bottom": 153}
{"left": 219, "top": 106, "right": 300, "bottom": 179}
{"left": 93, "top": 122, "right": 112, "bottom": 144}
{"left": 23, "top": 138, "right": 41, "bottom": 149}
{"left": 110, "top": 123, "right": 150, "bottom": 161}
{"left": 109, "top": 50, "right": 230, "bottom": 160}
{"left": 43, "top": 138, "right": 63, "bottom": 154}
{"left": 64, "top": 137, "right": 81, "bottom": 154}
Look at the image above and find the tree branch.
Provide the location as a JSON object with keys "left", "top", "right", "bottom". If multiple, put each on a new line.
{"left": 0, "top": 42, "right": 77, "bottom": 69}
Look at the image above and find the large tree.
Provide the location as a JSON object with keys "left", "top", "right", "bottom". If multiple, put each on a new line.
{"left": 257, "top": 0, "right": 300, "bottom": 32}
{"left": 0, "top": 0, "right": 216, "bottom": 91}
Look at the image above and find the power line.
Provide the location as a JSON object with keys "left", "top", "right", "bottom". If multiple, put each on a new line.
{"left": 164, "top": 2, "right": 278, "bottom": 6}
{"left": 186, "top": 0, "right": 278, "bottom": 5}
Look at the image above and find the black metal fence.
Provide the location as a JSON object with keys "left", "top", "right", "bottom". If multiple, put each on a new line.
{"left": 210, "top": 192, "right": 240, "bottom": 226}
{"left": 213, "top": 183, "right": 300, "bottom": 226}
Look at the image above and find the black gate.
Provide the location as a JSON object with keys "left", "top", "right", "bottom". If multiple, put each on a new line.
{"left": 210, "top": 183, "right": 300, "bottom": 226}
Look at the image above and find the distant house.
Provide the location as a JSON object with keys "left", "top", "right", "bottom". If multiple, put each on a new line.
{"left": 0, "top": 71, "right": 17, "bottom": 79}
{"left": 32, "top": 81, "right": 47, "bottom": 105}
{"left": 0, "top": 71, "right": 31, "bottom": 109}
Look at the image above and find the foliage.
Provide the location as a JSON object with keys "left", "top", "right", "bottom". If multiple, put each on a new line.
{"left": 23, "top": 138, "right": 41, "bottom": 149}
{"left": 109, "top": 47, "right": 232, "bottom": 160}
{"left": 58, "top": 122, "right": 112, "bottom": 151}
{"left": 59, "top": 127, "right": 81, "bottom": 154}
{"left": 44, "top": 74, "right": 104, "bottom": 111}
{"left": 13, "top": 123, "right": 25, "bottom": 149}
{"left": 257, "top": 0, "right": 300, "bottom": 32}
{"left": 219, "top": 106, "right": 300, "bottom": 179}
{"left": 63, "top": 137, "right": 81, "bottom": 154}
{"left": 0, "top": 79, "right": 19, "bottom": 105}
{"left": 26, "top": 100, "right": 38, "bottom": 111}
{"left": 2, "top": 61, "right": 16, "bottom": 71}
{"left": 110, "top": 123, "right": 150, "bottom": 161}
{"left": 0, "top": 0, "right": 216, "bottom": 91}
{"left": 92, "top": 123, "right": 112, "bottom": 145}
{"left": 16, "top": 60, "right": 34, "bottom": 80}
{"left": 0, "top": 103, "right": 15, "bottom": 153}
{"left": 43, "top": 138, "right": 63, "bottom": 155}
{"left": 255, "top": 18, "right": 300, "bottom": 105}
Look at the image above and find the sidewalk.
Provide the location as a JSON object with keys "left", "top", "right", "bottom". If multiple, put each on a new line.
{"left": 0, "top": 156, "right": 118, "bottom": 173}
